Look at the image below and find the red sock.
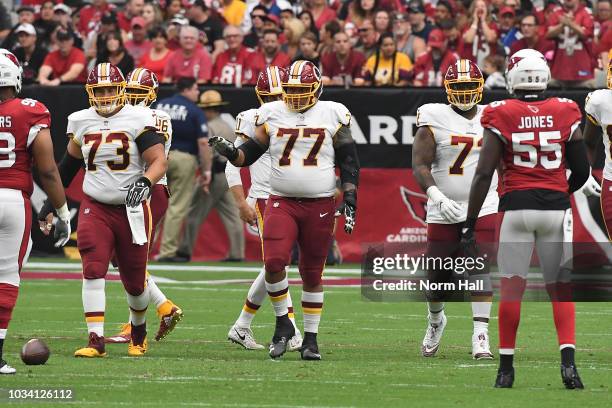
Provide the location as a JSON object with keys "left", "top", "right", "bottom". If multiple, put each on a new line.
{"left": 498, "top": 277, "right": 526, "bottom": 351}
{"left": 0, "top": 283, "right": 19, "bottom": 330}
{"left": 552, "top": 302, "right": 575, "bottom": 346}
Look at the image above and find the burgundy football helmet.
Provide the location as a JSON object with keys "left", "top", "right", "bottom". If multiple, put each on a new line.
{"left": 255, "top": 65, "right": 285, "bottom": 105}
{"left": 125, "top": 68, "right": 159, "bottom": 107}
{"left": 282, "top": 60, "right": 322, "bottom": 112}
{"left": 444, "top": 59, "right": 484, "bottom": 111}
{"left": 86, "top": 63, "right": 126, "bottom": 114}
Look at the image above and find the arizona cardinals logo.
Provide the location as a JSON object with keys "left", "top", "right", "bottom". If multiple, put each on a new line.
{"left": 507, "top": 57, "right": 522, "bottom": 72}
{"left": 400, "top": 186, "right": 428, "bottom": 226}
{"left": 527, "top": 105, "right": 539, "bottom": 113}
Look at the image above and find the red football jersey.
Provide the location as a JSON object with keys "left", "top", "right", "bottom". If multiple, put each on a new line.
{"left": 0, "top": 98, "right": 51, "bottom": 195}
{"left": 212, "top": 46, "right": 258, "bottom": 85}
{"left": 481, "top": 97, "right": 582, "bottom": 195}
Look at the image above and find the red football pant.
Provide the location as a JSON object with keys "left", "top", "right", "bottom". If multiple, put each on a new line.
{"left": 0, "top": 283, "right": 18, "bottom": 330}
{"left": 263, "top": 196, "right": 336, "bottom": 288}
{"left": 150, "top": 184, "right": 169, "bottom": 232}
{"left": 601, "top": 179, "right": 612, "bottom": 240}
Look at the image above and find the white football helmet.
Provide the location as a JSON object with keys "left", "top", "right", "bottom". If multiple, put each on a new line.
{"left": 505, "top": 48, "right": 550, "bottom": 94}
{"left": 0, "top": 54, "right": 22, "bottom": 94}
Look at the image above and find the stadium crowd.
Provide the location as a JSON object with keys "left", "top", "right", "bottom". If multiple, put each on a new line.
{"left": 0, "top": 0, "right": 609, "bottom": 89}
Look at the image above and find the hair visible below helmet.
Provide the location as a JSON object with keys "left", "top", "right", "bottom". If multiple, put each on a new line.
{"left": 444, "top": 59, "right": 484, "bottom": 111}
{"left": 282, "top": 60, "right": 322, "bottom": 112}
{"left": 0, "top": 54, "right": 22, "bottom": 95}
{"left": 125, "top": 68, "right": 159, "bottom": 107}
{"left": 505, "top": 49, "right": 550, "bottom": 94}
{"left": 86, "top": 63, "right": 126, "bottom": 115}
{"left": 255, "top": 66, "right": 285, "bottom": 105}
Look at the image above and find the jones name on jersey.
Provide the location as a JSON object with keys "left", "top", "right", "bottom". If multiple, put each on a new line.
{"left": 585, "top": 89, "right": 612, "bottom": 182}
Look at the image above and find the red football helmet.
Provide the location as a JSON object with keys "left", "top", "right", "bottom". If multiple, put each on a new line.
{"left": 125, "top": 68, "right": 159, "bottom": 107}
{"left": 86, "top": 63, "right": 126, "bottom": 115}
{"left": 444, "top": 59, "right": 484, "bottom": 111}
{"left": 255, "top": 66, "right": 285, "bottom": 105}
{"left": 282, "top": 60, "right": 322, "bottom": 112}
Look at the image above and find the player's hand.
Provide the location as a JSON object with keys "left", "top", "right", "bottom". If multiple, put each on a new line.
{"left": 121, "top": 176, "right": 152, "bottom": 207}
{"left": 38, "top": 199, "right": 55, "bottom": 235}
{"left": 579, "top": 174, "right": 601, "bottom": 197}
{"left": 460, "top": 226, "right": 478, "bottom": 260}
{"left": 199, "top": 170, "right": 211, "bottom": 193}
{"left": 427, "top": 186, "right": 463, "bottom": 223}
{"left": 208, "top": 136, "right": 238, "bottom": 161}
{"left": 335, "top": 190, "right": 357, "bottom": 234}
{"left": 238, "top": 203, "right": 257, "bottom": 226}
{"left": 53, "top": 217, "right": 71, "bottom": 247}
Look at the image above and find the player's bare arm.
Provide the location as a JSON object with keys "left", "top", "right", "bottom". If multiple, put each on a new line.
{"left": 141, "top": 144, "right": 167, "bottom": 186}
{"left": 209, "top": 124, "right": 270, "bottom": 167}
{"left": 412, "top": 126, "right": 436, "bottom": 191}
{"left": 583, "top": 116, "right": 602, "bottom": 165}
{"left": 229, "top": 185, "right": 257, "bottom": 225}
{"left": 565, "top": 127, "right": 591, "bottom": 193}
{"left": 198, "top": 138, "right": 212, "bottom": 192}
{"left": 333, "top": 124, "right": 360, "bottom": 234}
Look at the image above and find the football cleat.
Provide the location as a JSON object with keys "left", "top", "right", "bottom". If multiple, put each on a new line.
{"left": 300, "top": 334, "right": 321, "bottom": 361}
{"left": 421, "top": 314, "right": 447, "bottom": 357}
{"left": 227, "top": 325, "right": 264, "bottom": 350}
{"left": 128, "top": 337, "right": 148, "bottom": 357}
{"left": 472, "top": 331, "right": 494, "bottom": 360}
{"left": 494, "top": 368, "right": 515, "bottom": 388}
{"left": 0, "top": 359, "right": 16, "bottom": 374}
{"left": 105, "top": 322, "right": 131, "bottom": 343}
{"left": 74, "top": 333, "right": 106, "bottom": 358}
{"left": 287, "top": 329, "right": 303, "bottom": 352}
{"left": 561, "top": 363, "right": 584, "bottom": 389}
{"left": 155, "top": 301, "right": 183, "bottom": 341}
{"left": 269, "top": 315, "right": 295, "bottom": 359}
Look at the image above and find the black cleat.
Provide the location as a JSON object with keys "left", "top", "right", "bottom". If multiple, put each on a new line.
{"left": 494, "top": 368, "right": 514, "bottom": 388}
{"left": 300, "top": 332, "right": 321, "bottom": 361}
{"left": 269, "top": 315, "right": 295, "bottom": 359}
{"left": 561, "top": 364, "right": 584, "bottom": 389}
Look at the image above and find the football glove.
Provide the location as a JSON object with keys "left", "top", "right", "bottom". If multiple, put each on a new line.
{"left": 579, "top": 174, "right": 601, "bottom": 197}
{"left": 427, "top": 186, "right": 463, "bottom": 223}
{"left": 38, "top": 200, "right": 71, "bottom": 247}
{"left": 121, "top": 176, "right": 152, "bottom": 208}
{"left": 460, "top": 225, "right": 478, "bottom": 261}
{"left": 335, "top": 190, "right": 357, "bottom": 234}
{"left": 208, "top": 136, "right": 239, "bottom": 161}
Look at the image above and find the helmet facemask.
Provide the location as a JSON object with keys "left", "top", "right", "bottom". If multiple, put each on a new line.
{"left": 282, "top": 82, "right": 320, "bottom": 112}
{"left": 125, "top": 84, "right": 156, "bottom": 107}
{"left": 256, "top": 89, "right": 283, "bottom": 105}
{"left": 445, "top": 79, "right": 483, "bottom": 111}
{"left": 607, "top": 61, "right": 612, "bottom": 90}
{"left": 87, "top": 83, "right": 126, "bottom": 115}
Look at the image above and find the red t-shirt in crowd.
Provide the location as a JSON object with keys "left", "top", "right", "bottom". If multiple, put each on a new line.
{"left": 460, "top": 22, "right": 499, "bottom": 67}
{"left": 412, "top": 50, "right": 459, "bottom": 87}
{"left": 125, "top": 39, "right": 152, "bottom": 66}
{"left": 42, "top": 47, "right": 87, "bottom": 82}
{"left": 163, "top": 48, "right": 212, "bottom": 83}
{"left": 212, "top": 46, "right": 258, "bottom": 85}
{"left": 509, "top": 36, "right": 556, "bottom": 56}
{"left": 547, "top": 5, "right": 594, "bottom": 81}
{"left": 250, "top": 51, "right": 292, "bottom": 77}
{"left": 313, "top": 7, "right": 337, "bottom": 30}
{"left": 116, "top": 12, "right": 132, "bottom": 33}
{"left": 140, "top": 50, "right": 173, "bottom": 82}
{"left": 77, "top": 4, "right": 115, "bottom": 34}
{"left": 320, "top": 50, "right": 366, "bottom": 81}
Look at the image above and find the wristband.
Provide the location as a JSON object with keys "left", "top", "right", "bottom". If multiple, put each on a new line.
{"left": 55, "top": 203, "right": 70, "bottom": 221}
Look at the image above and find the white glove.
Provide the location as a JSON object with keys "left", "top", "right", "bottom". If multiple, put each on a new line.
{"left": 427, "top": 186, "right": 463, "bottom": 223}
{"left": 579, "top": 174, "right": 601, "bottom": 197}
{"left": 54, "top": 203, "right": 72, "bottom": 247}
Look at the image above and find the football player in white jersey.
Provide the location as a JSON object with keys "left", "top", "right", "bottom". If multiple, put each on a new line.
{"left": 210, "top": 60, "right": 359, "bottom": 360}
{"left": 225, "top": 66, "right": 302, "bottom": 351}
{"left": 40, "top": 63, "right": 168, "bottom": 358}
{"left": 104, "top": 68, "right": 184, "bottom": 344}
{"left": 412, "top": 60, "right": 497, "bottom": 359}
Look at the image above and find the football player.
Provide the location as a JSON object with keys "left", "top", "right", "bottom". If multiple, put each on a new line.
{"left": 210, "top": 60, "right": 359, "bottom": 360}
{"left": 462, "top": 49, "right": 589, "bottom": 389}
{"left": 0, "top": 54, "right": 71, "bottom": 374}
{"left": 39, "top": 63, "right": 168, "bottom": 358}
{"left": 106, "top": 68, "right": 184, "bottom": 344}
{"left": 225, "top": 66, "right": 302, "bottom": 351}
{"left": 412, "top": 59, "right": 497, "bottom": 360}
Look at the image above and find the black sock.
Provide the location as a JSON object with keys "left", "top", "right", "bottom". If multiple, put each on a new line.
{"left": 0, "top": 338, "right": 4, "bottom": 360}
{"left": 561, "top": 346, "right": 575, "bottom": 366}
{"left": 499, "top": 354, "right": 514, "bottom": 372}
{"left": 304, "top": 332, "right": 317, "bottom": 343}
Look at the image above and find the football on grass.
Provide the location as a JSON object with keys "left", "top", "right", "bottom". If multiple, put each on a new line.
{"left": 21, "top": 339, "right": 50, "bottom": 365}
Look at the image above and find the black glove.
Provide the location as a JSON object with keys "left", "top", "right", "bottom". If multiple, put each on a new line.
{"left": 460, "top": 223, "right": 478, "bottom": 260}
{"left": 208, "top": 136, "right": 239, "bottom": 161}
{"left": 38, "top": 199, "right": 54, "bottom": 222}
{"left": 335, "top": 190, "right": 357, "bottom": 234}
{"left": 122, "top": 176, "right": 152, "bottom": 207}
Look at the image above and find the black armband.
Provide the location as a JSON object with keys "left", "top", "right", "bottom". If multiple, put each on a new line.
{"left": 136, "top": 130, "right": 164, "bottom": 154}
{"left": 566, "top": 140, "right": 590, "bottom": 193}
{"left": 237, "top": 138, "right": 267, "bottom": 166}
{"left": 335, "top": 141, "right": 360, "bottom": 187}
{"left": 57, "top": 151, "right": 83, "bottom": 187}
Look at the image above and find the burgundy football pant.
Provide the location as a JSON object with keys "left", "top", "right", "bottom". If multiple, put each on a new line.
{"left": 602, "top": 179, "right": 612, "bottom": 240}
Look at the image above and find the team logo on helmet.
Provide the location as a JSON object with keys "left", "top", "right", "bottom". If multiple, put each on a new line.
{"left": 125, "top": 68, "right": 159, "bottom": 107}
{"left": 444, "top": 59, "right": 484, "bottom": 111}
{"left": 0, "top": 51, "right": 22, "bottom": 94}
{"left": 86, "top": 63, "right": 126, "bottom": 115}
{"left": 282, "top": 60, "right": 322, "bottom": 112}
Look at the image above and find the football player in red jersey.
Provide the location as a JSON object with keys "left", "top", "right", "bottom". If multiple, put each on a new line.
{"left": 462, "top": 49, "right": 590, "bottom": 389}
{"left": 0, "top": 54, "right": 71, "bottom": 374}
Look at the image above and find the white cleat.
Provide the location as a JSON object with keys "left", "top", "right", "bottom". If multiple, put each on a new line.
{"left": 472, "top": 331, "right": 494, "bottom": 360}
{"left": 0, "top": 359, "right": 16, "bottom": 374}
{"left": 228, "top": 325, "right": 264, "bottom": 350}
{"left": 287, "top": 329, "right": 303, "bottom": 352}
{"left": 421, "top": 314, "right": 447, "bottom": 357}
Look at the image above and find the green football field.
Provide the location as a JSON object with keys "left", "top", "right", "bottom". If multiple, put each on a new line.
{"left": 1, "top": 258, "right": 611, "bottom": 407}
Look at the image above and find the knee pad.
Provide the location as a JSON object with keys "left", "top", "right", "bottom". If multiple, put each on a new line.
{"left": 265, "top": 256, "right": 287, "bottom": 275}
{"left": 83, "top": 261, "right": 108, "bottom": 280}
{"left": 299, "top": 266, "right": 323, "bottom": 288}
{"left": 123, "top": 281, "right": 145, "bottom": 297}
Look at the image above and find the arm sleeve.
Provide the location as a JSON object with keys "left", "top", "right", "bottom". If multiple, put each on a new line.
{"left": 136, "top": 130, "right": 165, "bottom": 154}
{"left": 566, "top": 140, "right": 590, "bottom": 193}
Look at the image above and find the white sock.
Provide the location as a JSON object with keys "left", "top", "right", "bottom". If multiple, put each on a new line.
{"left": 127, "top": 291, "right": 150, "bottom": 326}
{"left": 266, "top": 276, "right": 289, "bottom": 317}
{"left": 236, "top": 267, "right": 267, "bottom": 328}
{"left": 0, "top": 328, "right": 6, "bottom": 339}
{"left": 147, "top": 276, "right": 167, "bottom": 309}
{"left": 472, "top": 301, "right": 491, "bottom": 332}
{"left": 83, "top": 279, "right": 105, "bottom": 337}
{"left": 427, "top": 302, "right": 445, "bottom": 324}
{"left": 302, "top": 291, "right": 323, "bottom": 334}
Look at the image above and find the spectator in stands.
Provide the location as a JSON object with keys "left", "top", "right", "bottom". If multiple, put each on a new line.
{"left": 212, "top": 25, "right": 258, "bottom": 85}
{"left": 243, "top": 5, "right": 267, "bottom": 49}
{"left": 498, "top": 7, "right": 519, "bottom": 55}
{"left": 142, "top": 3, "right": 164, "bottom": 32}
{"left": 155, "top": 77, "right": 212, "bottom": 263}
{"left": 262, "top": 14, "right": 282, "bottom": 33}
{"left": 253, "top": 29, "right": 291, "bottom": 69}
{"left": 293, "top": 31, "right": 320, "bottom": 65}
{"left": 53, "top": 4, "right": 74, "bottom": 31}
{"left": 0, "top": 3, "right": 10, "bottom": 43}
{"left": 407, "top": 1, "right": 434, "bottom": 41}
{"left": 118, "top": 0, "right": 145, "bottom": 33}
{"left": 13, "top": 23, "right": 48, "bottom": 85}
{"left": 374, "top": 10, "right": 392, "bottom": 35}
{"left": 439, "top": 18, "right": 462, "bottom": 53}
{"left": 299, "top": 10, "right": 321, "bottom": 41}
{"left": 280, "top": 9, "right": 295, "bottom": 29}
{"left": 355, "top": 19, "right": 379, "bottom": 59}
{"left": 318, "top": 19, "right": 341, "bottom": 56}
{"left": 358, "top": 32, "right": 412, "bottom": 87}
{"left": 304, "top": 0, "right": 337, "bottom": 30}
{"left": 595, "top": 0, "right": 612, "bottom": 40}
{"left": 140, "top": 27, "right": 172, "bottom": 82}
{"left": 321, "top": 31, "right": 366, "bottom": 86}
{"left": 77, "top": 0, "right": 114, "bottom": 36}
{"left": 346, "top": 0, "right": 378, "bottom": 27}
{"left": 413, "top": 28, "right": 459, "bottom": 86}
{"left": 98, "top": 31, "right": 134, "bottom": 75}
{"left": 222, "top": 0, "right": 248, "bottom": 27}
{"left": 38, "top": 29, "right": 86, "bottom": 86}
{"left": 282, "top": 18, "right": 306, "bottom": 59}
{"left": 242, "top": 0, "right": 291, "bottom": 36}
{"left": 394, "top": 12, "right": 426, "bottom": 64}
{"left": 125, "top": 17, "right": 151, "bottom": 66}
{"left": 163, "top": 25, "right": 212, "bottom": 84}
{"left": 434, "top": 0, "right": 454, "bottom": 27}
{"left": 509, "top": 13, "right": 554, "bottom": 56}
{"left": 164, "top": 0, "right": 184, "bottom": 21}
{"left": 462, "top": 0, "right": 498, "bottom": 67}
{"left": 483, "top": 54, "right": 506, "bottom": 88}
{"left": 546, "top": 0, "right": 595, "bottom": 87}
{"left": 188, "top": 0, "right": 225, "bottom": 62}
{"left": 167, "top": 14, "right": 189, "bottom": 51}
{"left": 2, "top": 6, "right": 37, "bottom": 51}
{"left": 88, "top": 12, "right": 119, "bottom": 64}
{"left": 35, "top": 1, "right": 58, "bottom": 50}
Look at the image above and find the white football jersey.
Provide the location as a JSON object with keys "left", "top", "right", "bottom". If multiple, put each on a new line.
{"left": 68, "top": 105, "right": 157, "bottom": 205}
{"left": 585, "top": 89, "right": 612, "bottom": 181}
{"left": 225, "top": 108, "right": 271, "bottom": 199}
{"left": 152, "top": 108, "right": 173, "bottom": 186}
{"left": 255, "top": 100, "right": 350, "bottom": 198}
{"left": 416, "top": 103, "right": 499, "bottom": 223}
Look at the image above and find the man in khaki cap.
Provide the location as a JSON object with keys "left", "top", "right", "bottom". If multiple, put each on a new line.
{"left": 175, "top": 90, "right": 245, "bottom": 261}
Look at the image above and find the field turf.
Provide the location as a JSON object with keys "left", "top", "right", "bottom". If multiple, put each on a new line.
{"left": 1, "top": 258, "right": 611, "bottom": 407}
